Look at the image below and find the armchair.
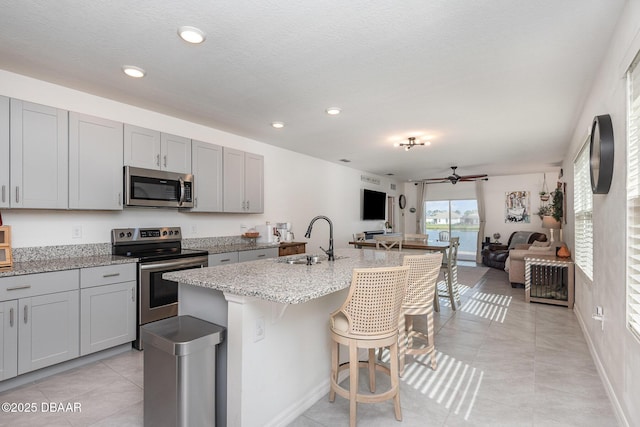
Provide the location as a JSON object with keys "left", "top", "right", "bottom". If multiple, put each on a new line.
{"left": 481, "top": 231, "right": 547, "bottom": 270}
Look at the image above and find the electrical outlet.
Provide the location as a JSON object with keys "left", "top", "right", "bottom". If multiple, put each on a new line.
{"left": 72, "top": 226, "right": 82, "bottom": 239}
{"left": 191, "top": 224, "right": 197, "bottom": 234}
{"left": 254, "top": 317, "right": 265, "bottom": 342}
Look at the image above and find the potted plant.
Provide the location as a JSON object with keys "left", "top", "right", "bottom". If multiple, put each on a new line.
{"left": 536, "top": 204, "right": 553, "bottom": 220}
{"left": 539, "top": 191, "right": 550, "bottom": 202}
{"left": 550, "top": 187, "right": 563, "bottom": 222}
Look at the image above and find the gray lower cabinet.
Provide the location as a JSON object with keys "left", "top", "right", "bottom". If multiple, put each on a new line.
{"left": 0, "top": 270, "right": 80, "bottom": 380}
{"left": 238, "top": 247, "right": 278, "bottom": 262}
{"left": 80, "top": 264, "right": 136, "bottom": 356}
{"left": 208, "top": 252, "right": 239, "bottom": 266}
{"left": 18, "top": 290, "right": 79, "bottom": 375}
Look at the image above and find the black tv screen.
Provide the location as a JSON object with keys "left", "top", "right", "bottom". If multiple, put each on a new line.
{"left": 362, "top": 189, "right": 386, "bottom": 220}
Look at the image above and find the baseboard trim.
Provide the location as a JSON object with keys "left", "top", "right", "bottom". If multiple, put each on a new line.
{"left": 0, "top": 343, "right": 132, "bottom": 393}
{"left": 574, "top": 305, "right": 629, "bottom": 427}
{"left": 264, "top": 379, "right": 330, "bottom": 427}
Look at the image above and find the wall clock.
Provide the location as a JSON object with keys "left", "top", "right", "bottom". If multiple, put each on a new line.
{"left": 590, "top": 114, "right": 614, "bottom": 194}
{"left": 399, "top": 194, "right": 406, "bottom": 209}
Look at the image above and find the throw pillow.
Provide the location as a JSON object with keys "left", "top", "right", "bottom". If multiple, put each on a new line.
{"left": 531, "top": 240, "right": 550, "bottom": 247}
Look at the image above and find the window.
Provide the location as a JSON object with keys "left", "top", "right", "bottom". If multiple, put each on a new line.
{"left": 574, "top": 139, "right": 593, "bottom": 280}
{"left": 627, "top": 53, "right": 640, "bottom": 340}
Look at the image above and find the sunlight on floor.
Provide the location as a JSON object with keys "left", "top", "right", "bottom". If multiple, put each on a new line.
{"left": 383, "top": 350, "right": 484, "bottom": 421}
{"left": 459, "top": 290, "right": 512, "bottom": 322}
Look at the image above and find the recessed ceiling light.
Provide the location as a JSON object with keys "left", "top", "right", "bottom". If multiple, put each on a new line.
{"left": 271, "top": 121, "right": 285, "bottom": 129}
{"left": 178, "top": 26, "right": 206, "bottom": 44}
{"left": 122, "top": 65, "right": 145, "bottom": 78}
{"left": 326, "top": 107, "right": 341, "bottom": 115}
{"left": 339, "top": 159, "right": 351, "bottom": 163}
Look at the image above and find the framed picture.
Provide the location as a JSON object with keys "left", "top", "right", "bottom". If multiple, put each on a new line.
{"left": 505, "top": 191, "right": 530, "bottom": 223}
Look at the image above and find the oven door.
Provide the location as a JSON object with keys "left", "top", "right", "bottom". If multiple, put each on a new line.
{"left": 138, "top": 256, "right": 208, "bottom": 325}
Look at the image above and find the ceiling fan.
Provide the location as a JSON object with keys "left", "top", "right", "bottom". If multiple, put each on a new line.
{"left": 423, "top": 166, "right": 488, "bottom": 184}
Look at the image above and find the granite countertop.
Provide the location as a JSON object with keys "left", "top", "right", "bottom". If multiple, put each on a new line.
{"left": 191, "top": 242, "right": 280, "bottom": 255}
{"left": 164, "top": 248, "right": 406, "bottom": 305}
{"left": 0, "top": 255, "right": 137, "bottom": 278}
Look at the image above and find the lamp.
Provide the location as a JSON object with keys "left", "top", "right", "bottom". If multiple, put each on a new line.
{"left": 541, "top": 216, "right": 561, "bottom": 242}
{"left": 394, "top": 137, "right": 429, "bottom": 151}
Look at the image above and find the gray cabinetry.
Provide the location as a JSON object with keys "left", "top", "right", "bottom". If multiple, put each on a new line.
{"left": 69, "top": 112, "right": 124, "bottom": 210}
{"left": 9, "top": 99, "right": 68, "bottom": 209}
{"left": 0, "top": 270, "right": 80, "bottom": 379}
{"left": 223, "top": 147, "right": 264, "bottom": 213}
{"left": 124, "top": 124, "right": 191, "bottom": 173}
{"left": 80, "top": 264, "right": 136, "bottom": 355}
{"left": 0, "top": 300, "right": 18, "bottom": 380}
{"left": 0, "top": 96, "right": 8, "bottom": 208}
{"left": 191, "top": 140, "right": 223, "bottom": 212}
{"left": 238, "top": 247, "right": 278, "bottom": 262}
{"left": 208, "top": 252, "right": 239, "bottom": 267}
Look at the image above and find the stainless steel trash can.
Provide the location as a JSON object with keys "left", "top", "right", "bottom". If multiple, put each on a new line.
{"left": 142, "top": 315, "right": 225, "bottom": 427}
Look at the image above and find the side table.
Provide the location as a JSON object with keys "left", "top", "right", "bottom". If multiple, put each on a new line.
{"left": 524, "top": 255, "right": 574, "bottom": 308}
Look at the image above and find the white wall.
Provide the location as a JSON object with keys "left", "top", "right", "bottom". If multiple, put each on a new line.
{"left": 0, "top": 70, "right": 400, "bottom": 251}
{"left": 560, "top": 1, "right": 640, "bottom": 425}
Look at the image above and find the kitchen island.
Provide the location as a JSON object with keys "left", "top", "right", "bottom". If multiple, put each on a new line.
{"left": 164, "top": 248, "right": 407, "bottom": 427}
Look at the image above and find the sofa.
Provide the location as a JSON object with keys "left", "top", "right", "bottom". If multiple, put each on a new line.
{"left": 481, "top": 231, "right": 547, "bottom": 270}
{"left": 506, "top": 240, "right": 564, "bottom": 287}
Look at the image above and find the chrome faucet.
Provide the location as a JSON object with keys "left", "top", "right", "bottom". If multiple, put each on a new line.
{"left": 304, "top": 215, "right": 335, "bottom": 261}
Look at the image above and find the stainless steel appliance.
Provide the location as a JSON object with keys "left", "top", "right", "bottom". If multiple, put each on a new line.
{"left": 111, "top": 226, "right": 208, "bottom": 350}
{"left": 124, "top": 166, "right": 194, "bottom": 208}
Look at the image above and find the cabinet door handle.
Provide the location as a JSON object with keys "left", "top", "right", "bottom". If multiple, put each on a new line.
{"left": 257, "top": 254, "right": 266, "bottom": 258}
{"left": 119, "top": 192, "right": 122, "bottom": 206}
{"left": 220, "top": 258, "right": 231, "bottom": 262}
{"left": 7, "top": 284, "right": 31, "bottom": 291}
{"left": 156, "top": 154, "right": 160, "bottom": 167}
{"left": 15, "top": 186, "right": 19, "bottom": 203}
{"left": 246, "top": 200, "right": 250, "bottom": 210}
{"left": 23, "top": 305, "right": 28, "bottom": 324}
{"left": 131, "top": 287, "right": 135, "bottom": 302}
{"left": 9, "top": 307, "right": 14, "bottom": 327}
{"left": 163, "top": 155, "right": 167, "bottom": 167}
{"left": 194, "top": 197, "right": 198, "bottom": 208}
{"left": 102, "top": 273, "right": 120, "bottom": 278}
{"left": 1, "top": 185, "right": 5, "bottom": 203}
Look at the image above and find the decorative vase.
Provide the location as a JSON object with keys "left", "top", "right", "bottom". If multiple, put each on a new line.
{"left": 557, "top": 245, "right": 571, "bottom": 258}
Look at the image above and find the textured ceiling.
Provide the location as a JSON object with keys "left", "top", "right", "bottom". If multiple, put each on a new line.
{"left": 0, "top": 1, "right": 626, "bottom": 181}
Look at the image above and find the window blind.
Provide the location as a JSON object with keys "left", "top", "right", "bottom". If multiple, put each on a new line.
{"left": 627, "top": 53, "right": 640, "bottom": 341}
{"left": 574, "top": 141, "right": 593, "bottom": 280}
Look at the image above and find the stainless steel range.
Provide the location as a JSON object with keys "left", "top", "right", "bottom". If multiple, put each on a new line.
{"left": 111, "top": 227, "right": 208, "bottom": 350}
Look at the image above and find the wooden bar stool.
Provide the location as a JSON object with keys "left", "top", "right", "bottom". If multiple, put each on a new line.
{"left": 329, "top": 265, "right": 410, "bottom": 427}
{"left": 398, "top": 253, "right": 443, "bottom": 374}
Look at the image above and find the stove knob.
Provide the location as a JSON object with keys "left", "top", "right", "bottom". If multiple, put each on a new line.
{"left": 127, "top": 232, "right": 133, "bottom": 238}
{"left": 119, "top": 232, "right": 125, "bottom": 238}
{"left": 169, "top": 230, "right": 174, "bottom": 235}
{"left": 163, "top": 230, "right": 168, "bottom": 236}
{"left": 175, "top": 230, "right": 180, "bottom": 235}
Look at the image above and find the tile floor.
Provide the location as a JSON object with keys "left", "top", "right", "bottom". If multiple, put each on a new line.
{"left": 0, "top": 266, "right": 618, "bottom": 426}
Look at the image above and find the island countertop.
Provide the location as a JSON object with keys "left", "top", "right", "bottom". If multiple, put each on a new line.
{"left": 164, "top": 248, "right": 406, "bottom": 304}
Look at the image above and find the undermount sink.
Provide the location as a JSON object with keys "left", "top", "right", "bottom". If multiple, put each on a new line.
{"left": 277, "top": 254, "right": 348, "bottom": 265}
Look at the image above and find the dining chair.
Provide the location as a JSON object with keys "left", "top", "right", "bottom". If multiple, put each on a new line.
{"left": 352, "top": 232, "right": 366, "bottom": 248}
{"left": 329, "top": 265, "right": 410, "bottom": 427}
{"left": 438, "top": 230, "right": 450, "bottom": 242}
{"left": 374, "top": 235, "right": 403, "bottom": 251}
{"left": 398, "top": 253, "right": 443, "bottom": 374}
{"left": 435, "top": 237, "right": 461, "bottom": 310}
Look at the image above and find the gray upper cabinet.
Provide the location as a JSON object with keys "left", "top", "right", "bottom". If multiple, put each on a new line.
{"left": 191, "top": 140, "right": 223, "bottom": 212}
{"left": 124, "top": 124, "right": 191, "bottom": 173}
{"left": 9, "top": 99, "right": 68, "bottom": 209}
{"left": 69, "top": 112, "right": 124, "bottom": 210}
{"left": 0, "top": 97, "right": 8, "bottom": 208}
{"left": 223, "top": 147, "right": 264, "bottom": 213}
{"left": 161, "top": 132, "right": 192, "bottom": 173}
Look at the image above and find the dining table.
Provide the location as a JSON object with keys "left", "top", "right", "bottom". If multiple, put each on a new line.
{"left": 348, "top": 238, "right": 459, "bottom": 311}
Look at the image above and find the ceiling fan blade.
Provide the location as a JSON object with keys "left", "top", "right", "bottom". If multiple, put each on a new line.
{"left": 424, "top": 177, "right": 449, "bottom": 181}
{"left": 458, "top": 174, "right": 488, "bottom": 179}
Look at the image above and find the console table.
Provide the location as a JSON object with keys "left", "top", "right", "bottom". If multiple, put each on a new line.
{"left": 524, "top": 256, "right": 574, "bottom": 308}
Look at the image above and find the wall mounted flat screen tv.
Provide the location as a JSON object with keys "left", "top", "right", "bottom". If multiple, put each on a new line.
{"left": 362, "top": 189, "right": 386, "bottom": 220}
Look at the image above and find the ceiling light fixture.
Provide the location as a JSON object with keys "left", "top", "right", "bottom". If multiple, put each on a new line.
{"left": 271, "top": 121, "right": 285, "bottom": 129}
{"left": 326, "top": 107, "right": 341, "bottom": 115}
{"left": 178, "top": 26, "right": 206, "bottom": 44}
{"left": 122, "top": 65, "right": 146, "bottom": 78}
{"left": 394, "top": 136, "right": 429, "bottom": 151}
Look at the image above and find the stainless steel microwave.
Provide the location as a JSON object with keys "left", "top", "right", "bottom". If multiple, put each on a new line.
{"left": 124, "top": 166, "right": 194, "bottom": 208}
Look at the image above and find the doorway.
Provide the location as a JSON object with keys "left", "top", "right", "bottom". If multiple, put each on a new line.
{"left": 424, "top": 199, "right": 479, "bottom": 261}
